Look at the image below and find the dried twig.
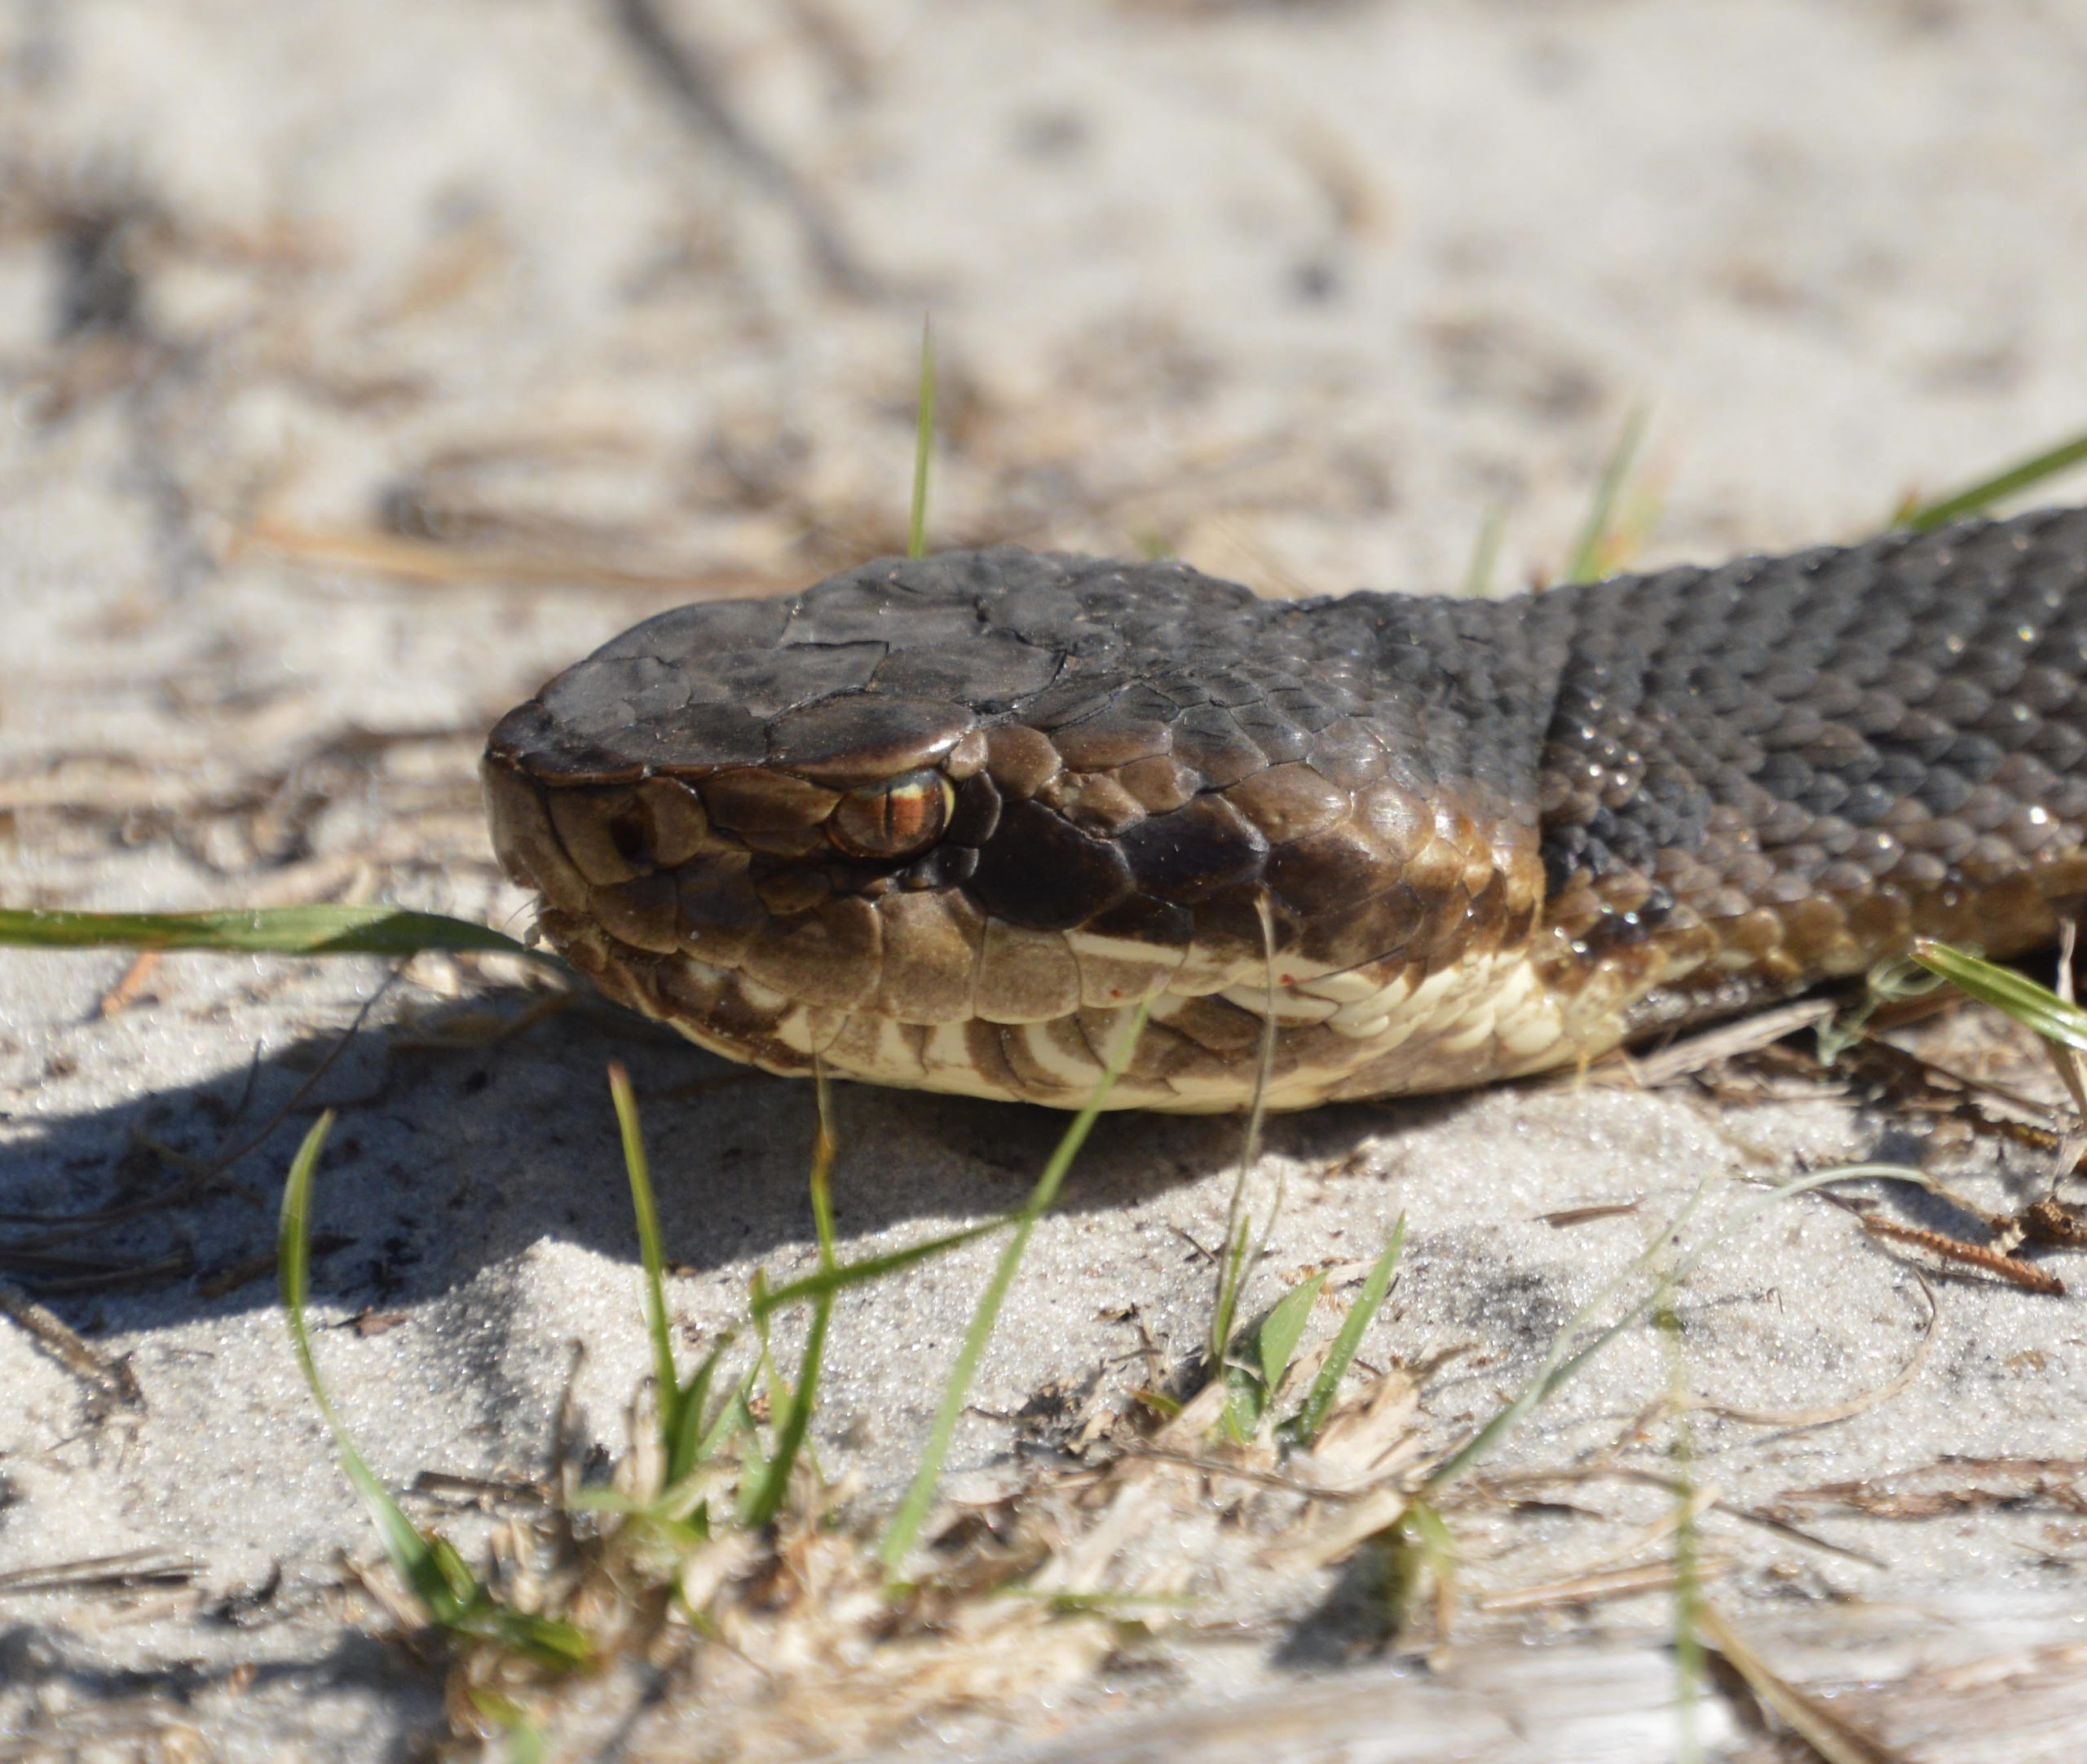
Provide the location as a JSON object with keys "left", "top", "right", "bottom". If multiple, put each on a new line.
{"left": 1109, "top": 1444, "right": 1368, "bottom": 1502}
{"left": 1699, "top": 1602, "right": 1905, "bottom": 1764}
{"left": 96, "top": 948, "right": 161, "bottom": 1017}
{"left": 1475, "top": 1553, "right": 1733, "bottom": 1614}
{"left": 1618, "top": 999, "right": 1838, "bottom": 1088}
{"left": 1480, "top": 1467, "right": 1888, "bottom": 1570}
{"left": 1860, "top": 1215, "right": 2064, "bottom": 1295}
{"left": 0, "top": 1277, "right": 144, "bottom": 1422}
{"left": 0, "top": 1550, "right": 193, "bottom": 1598}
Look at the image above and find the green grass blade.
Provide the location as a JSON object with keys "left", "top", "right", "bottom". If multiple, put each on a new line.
{"left": 879, "top": 1003, "right": 1149, "bottom": 1568}
{"left": 1220, "top": 1367, "right": 1267, "bottom": 1444}
{"left": 750, "top": 1218, "right": 1012, "bottom": 1316}
{"left": 0, "top": 904, "right": 547, "bottom": 961}
{"left": 445, "top": 1601, "right": 591, "bottom": 1669}
{"left": 1385, "top": 1498, "right": 1456, "bottom": 1632}
{"left": 704, "top": 1377, "right": 759, "bottom": 1468}
{"left": 1255, "top": 1272, "right": 1326, "bottom": 1391}
{"left": 739, "top": 1072, "right": 841, "bottom": 1528}
{"left": 666, "top": 1333, "right": 735, "bottom": 1485}
{"left": 280, "top": 1114, "right": 589, "bottom": 1669}
{"left": 808, "top": 1064, "right": 840, "bottom": 1262}
{"left": 1460, "top": 505, "right": 1506, "bottom": 598}
{"left": 1898, "top": 427, "right": 2087, "bottom": 532}
{"left": 466, "top": 1690, "right": 547, "bottom": 1764}
{"left": 1564, "top": 404, "right": 1649, "bottom": 584}
{"left": 741, "top": 1307, "right": 829, "bottom": 1528}
{"left": 1210, "top": 902, "right": 1281, "bottom": 1370}
{"left": 1224, "top": 1262, "right": 1321, "bottom": 1444}
{"left": 908, "top": 316, "right": 935, "bottom": 559}
{"left": 1423, "top": 1174, "right": 1718, "bottom": 1493}
{"left": 607, "top": 1063, "right": 683, "bottom": 1471}
{"left": 1910, "top": 937, "right": 2087, "bottom": 1052}
{"left": 1291, "top": 1214, "right": 1405, "bottom": 1444}
{"left": 1426, "top": 1164, "right": 1908, "bottom": 1495}
{"left": 1209, "top": 1213, "right": 1254, "bottom": 1381}
{"left": 281, "top": 1112, "right": 435, "bottom": 1592}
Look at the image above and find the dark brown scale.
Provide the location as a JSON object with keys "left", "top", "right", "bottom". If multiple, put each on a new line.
{"left": 968, "top": 799, "right": 1136, "bottom": 930}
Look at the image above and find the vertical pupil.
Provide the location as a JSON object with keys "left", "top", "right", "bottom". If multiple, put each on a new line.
{"left": 830, "top": 771, "right": 947, "bottom": 858}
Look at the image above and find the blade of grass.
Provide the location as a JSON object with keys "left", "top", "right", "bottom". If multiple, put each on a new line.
{"left": 281, "top": 1114, "right": 430, "bottom": 1580}
{"left": 1816, "top": 954, "right": 1943, "bottom": 1066}
{"left": 1225, "top": 1268, "right": 1326, "bottom": 1443}
{"left": 1209, "top": 898, "right": 1281, "bottom": 1372}
{"left": 740, "top": 1066, "right": 841, "bottom": 1527}
{"left": 466, "top": 1691, "right": 548, "bottom": 1764}
{"left": 708, "top": 1378, "right": 760, "bottom": 1472}
{"left": 1897, "top": 426, "right": 2087, "bottom": 532}
{"left": 908, "top": 317, "right": 935, "bottom": 560}
{"left": 0, "top": 904, "right": 549, "bottom": 962}
{"left": 1909, "top": 937, "right": 2087, "bottom": 1053}
{"left": 1387, "top": 1499, "right": 1458, "bottom": 1638}
{"left": 1291, "top": 1214, "right": 1405, "bottom": 1444}
{"left": 607, "top": 1063, "right": 683, "bottom": 1474}
{"left": 1256, "top": 1272, "right": 1326, "bottom": 1391}
{"left": 279, "top": 1114, "right": 588, "bottom": 1668}
{"left": 1696, "top": 1604, "right": 1898, "bottom": 1764}
{"left": 1563, "top": 404, "right": 1649, "bottom": 584}
{"left": 1460, "top": 504, "right": 1506, "bottom": 598}
{"left": 666, "top": 1333, "right": 735, "bottom": 1487}
{"left": 749, "top": 1217, "right": 1013, "bottom": 1316}
{"left": 879, "top": 1002, "right": 1149, "bottom": 1569}
{"left": 1425, "top": 1163, "right": 1899, "bottom": 1495}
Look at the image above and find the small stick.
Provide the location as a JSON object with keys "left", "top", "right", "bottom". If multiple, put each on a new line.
{"left": 97, "top": 948, "right": 161, "bottom": 1017}
{"left": 1860, "top": 1216, "right": 2063, "bottom": 1295}
{"left": 0, "top": 1277, "right": 144, "bottom": 1422}
{"left": 1476, "top": 1554, "right": 1732, "bottom": 1614}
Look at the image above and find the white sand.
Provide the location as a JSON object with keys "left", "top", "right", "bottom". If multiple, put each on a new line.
{"left": 7, "top": 2, "right": 2087, "bottom": 1757}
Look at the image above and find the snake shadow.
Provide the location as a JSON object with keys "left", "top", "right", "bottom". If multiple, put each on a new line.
{"left": 0, "top": 986, "right": 1466, "bottom": 1339}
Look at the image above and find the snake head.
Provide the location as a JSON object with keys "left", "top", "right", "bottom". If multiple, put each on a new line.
{"left": 483, "top": 546, "right": 1546, "bottom": 1108}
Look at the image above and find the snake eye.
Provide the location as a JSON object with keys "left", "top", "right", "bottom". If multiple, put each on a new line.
{"left": 827, "top": 769, "right": 955, "bottom": 859}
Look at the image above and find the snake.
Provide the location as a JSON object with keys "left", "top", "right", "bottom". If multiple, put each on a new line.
{"left": 482, "top": 505, "right": 2087, "bottom": 1112}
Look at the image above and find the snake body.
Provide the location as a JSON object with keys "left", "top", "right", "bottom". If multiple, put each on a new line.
{"left": 483, "top": 507, "right": 2087, "bottom": 1111}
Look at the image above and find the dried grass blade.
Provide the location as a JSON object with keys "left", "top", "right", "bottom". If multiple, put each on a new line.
{"left": 1697, "top": 1603, "right": 1903, "bottom": 1764}
{"left": 1564, "top": 404, "right": 1650, "bottom": 583}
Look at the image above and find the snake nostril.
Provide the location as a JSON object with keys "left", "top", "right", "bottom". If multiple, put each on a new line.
{"left": 608, "top": 809, "right": 651, "bottom": 867}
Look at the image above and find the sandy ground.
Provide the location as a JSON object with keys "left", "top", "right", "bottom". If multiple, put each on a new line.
{"left": 8, "top": 2, "right": 2087, "bottom": 1758}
